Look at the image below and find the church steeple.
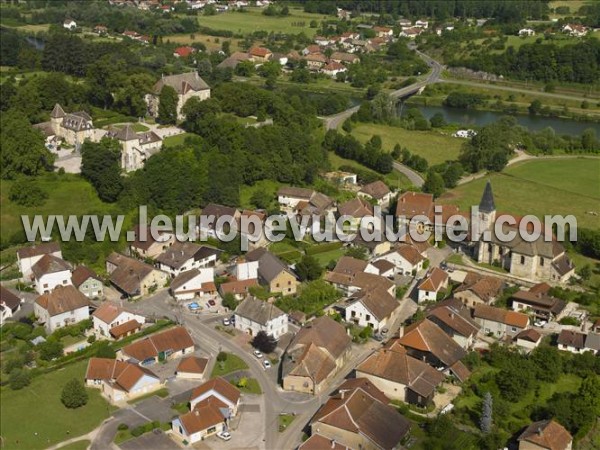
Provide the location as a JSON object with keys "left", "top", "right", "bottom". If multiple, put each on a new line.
{"left": 479, "top": 180, "right": 496, "bottom": 214}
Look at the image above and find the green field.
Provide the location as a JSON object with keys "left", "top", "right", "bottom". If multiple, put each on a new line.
{"left": 438, "top": 158, "right": 600, "bottom": 230}
{"left": 162, "top": 132, "right": 195, "bottom": 148}
{"left": 0, "top": 361, "right": 114, "bottom": 450}
{"left": 0, "top": 174, "right": 123, "bottom": 242}
{"left": 198, "top": 7, "right": 325, "bottom": 36}
{"left": 210, "top": 352, "right": 248, "bottom": 377}
{"left": 55, "top": 440, "right": 91, "bottom": 450}
{"left": 351, "top": 123, "right": 464, "bottom": 166}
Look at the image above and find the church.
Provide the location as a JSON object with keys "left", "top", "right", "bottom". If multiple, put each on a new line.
{"left": 474, "top": 181, "right": 575, "bottom": 283}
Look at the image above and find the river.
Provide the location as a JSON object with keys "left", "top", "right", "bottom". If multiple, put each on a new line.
{"left": 410, "top": 105, "right": 600, "bottom": 136}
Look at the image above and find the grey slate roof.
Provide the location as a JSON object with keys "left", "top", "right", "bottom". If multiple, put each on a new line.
{"left": 479, "top": 180, "right": 496, "bottom": 213}
{"left": 234, "top": 296, "right": 286, "bottom": 326}
{"left": 246, "top": 248, "right": 293, "bottom": 283}
{"left": 152, "top": 72, "right": 210, "bottom": 95}
{"left": 51, "top": 103, "right": 66, "bottom": 118}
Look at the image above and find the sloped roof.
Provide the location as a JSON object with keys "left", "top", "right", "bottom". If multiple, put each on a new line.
{"left": 219, "top": 278, "right": 259, "bottom": 295}
{"left": 107, "top": 253, "right": 158, "bottom": 296}
{"left": 557, "top": 329, "right": 585, "bottom": 349}
{"left": 190, "top": 376, "right": 241, "bottom": 405}
{"left": 35, "top": 285, "right": 91, "bottom": 317}
{"left": 479, "top": 180, "right": 496, "bottom": 213}
{"left": 71, "top": 265, "right": 100, "bottom": 288}
{"left": 338, "top": 197, "right": 374, "bottom": 218}
{"left": 348, "top": 287, "right": 398, "bottom": 322}
{"left": 357, "top": 346, "right": 444, "bottom": 397}
{"left": 51, "top": 103, "right": 66, "bottom": 118}
{"left": 234, "top": 296, "right": 286, "bottom": 326}
{"left": 518, "top": 420, "right": 572, "bottom": 450}
{"left": 418, "top": 267, "right": 448, "bottom": 292}
{"left": 177, "top": 356, "right": 208, "bottom": 374}
{"left": 515, "top": 328, "right": 542, "bottom": 343}
{"left": 427, "top": 305, "right": 480, "bottom": 337}
{"left": 31, "top": 254, "right": 71, "bottom": 279}
{"left": 397, "top": 319, "right": 466, "bottom": 366}
{"left": 511, "top": 290, "right": 566, "bottom": 315}
{"left": 93, "top": 303, "right": 128, "bottom": 324}
{"left": 156, "top": 242, "right": 205, "bottom": 270}
{"left": 17, "top": 242, "right": 61, "bottom": 260}
{"left": 246, "top": 249, "right": 292, "bottom": 283}
{"left": 110, "top": 319, "right": 142, "bottom": 339}
{"left": 0, "top": 286, "right": 21, "bottom": 312}
{"left": 455, "top": 272, "right": 503, "bottom": 303}
{"left": 396, "top": 244, "right": 424, "bottom": 266}
{"left": 152, "top": 72, "right": 210, "bottom": 95}
{"left": 360, "top": 180, "right": 390, "bottom": 200}
{"left": 121, "top": 326, "right": 193, "bottom": 361}
{"left": 474, "top": 304, "right": 529, "bottom": 328}
{"left": 396, "top": 191, "right": 434, "bottom": 220}
{"left": 171, "top": 269, "right": 206, "bottom": 292}
{"left": 277, "top": 186, "right": 314, "bottom": 199}
{"left": 179, "top": 404, "right": 225, "bottom": 435}
{"left": 299, "top": 434, "right": 352, "bottom": 450}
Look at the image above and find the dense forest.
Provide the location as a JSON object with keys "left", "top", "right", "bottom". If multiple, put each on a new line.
{"left": 302, "top": 0, "right": 550, "bottom": 21}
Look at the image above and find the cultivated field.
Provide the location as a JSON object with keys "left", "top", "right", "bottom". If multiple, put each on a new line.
{"left": 438, "top": 158, "right": 600, "bottom": 230}
{"left": 198, "top": 7, "right": 325, "bottom": 36}
{"left": 351, "top": 123, "right": 464, "bottom": 166}
{"left": 0, "top": 361, "right": 114, "bottom": 450}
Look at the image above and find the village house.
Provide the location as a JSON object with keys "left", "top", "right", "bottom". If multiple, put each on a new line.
{"left": 172, "top": 378, "right": 241, "bottom": 444}
{"left": 71, "top": 266, "right": 103, "bottom": 299}
{"left": 310, "top": 378, "right": 411, "bottom": 450}
{"left": 31, "top": 254, "right": 72, "bottom": 295}
{"left": 156, "top": 242, "right": 221, "bottom": 277}
{"left": 92, "top": 303, "right": 146, "bottom": 340}
{"left": 399, "top": 27, "right": 424, "bottom": 38}
{"left": 17, "top": 242, "right": 63, "bottom": 279}
{"left": 93, "top": 25, "right": 108, "bottom": 35}
{"left": 562, "top": 23, "right": 588, "bottom": 37}
{"left": 170, "top": 268, "right": 216, "bottom": 300}
{"left": 218, "top": 278, "right": 259, "bottom": 301}
{"left": 350, "top": 234, "right": 392, "bottom": 258}
{"left": 427, "top": 300, "right": 480, "bottom": 349}
{"left": 330, "top": 52, "right": 360, "bottom": 64}
{"left": 233, "top": 296, "right": 288, "bottom": 339}
{"left": 344, "top": 287, "right": 399, "bottom": 332}
{"left": 518, "top": 419, "right": 573, "bottom": 450}
{"left": 357, "top": 344, "right": 444, "bottom": 406}
{"left": 395, "top": 319, "right": 470, "bottom": 380}
{"left": 282, "top": 316, "right": 352, "bottom": 395}
{"left": 304, "top": 53, "right": 328, "bottom": 70}
{"left": 198, "top": 203, "right": 241, "bottom": 239}
{"left": 34, "top": 285, "right": 91, "bottom": 333}
{"left": 417, "top": 268, "right": 449, "bottom": 303}
{"left": 245, "top": 248, "right": 298, "bottom": 295}
{"left": 371, "top": 259, "right": 395, "bottom": 278}
{"left": 299, "top": 434, "right": 353, "bottom": 450}
{"left": 556, "top": 329, "right": 600, "bottom": 355}
{"left": 176, "top": 356, "right": 209, "bottom": 380}
{"left": 395, "top": 191, "right": 435, "bottom": 230}
{"left": 33, "top": 104, "right": 95, "bottom": 150}
{"left": 474, "top": 182, "right": 575, "bottom": 283}
{"left": 104, "top": 124, "right": 163, "bottom": 172}
{"left": 325, "top": 256, "right": 392, "bottom": 296}
{"left": 454, "top": 272, "right": 504, "bottom": 307}
{"left": 85, "top": 357, "right": 161, "bottom": 404}
{"left": 473, "top": 304, "right": 529, "bottom": 339}
{"left": 248, "top": 46, "right": 272, "bottom": 63}
{"left": 358, "top": 180, "right": 393, "bottom": 207}
{"left": 106, "top": 252, "right": 169, "bottom": 298}
{"left": 337, "top": 197, "right": 376, "bottom": 232}
{"left": 118, "top": 326, "right": 194, "bottom": 365}
{"left": 128, "top": 225, "right": 175, "bottom": 259}
{"left": 174, "top": 46, "right": 197, "bottom": 58}
{"left": 373, "top": 244, "right": 425, "bottom": 275}
{"left": 510, "top": 283, "right": 567, "bottom": 322}
{"left": 321, "top": 61, "right": 347, "bottom": 78}
{"left": 514, "top": 328, "right": 543, "bottom": 353}
{"left": 63, "top": 18, "right": 77, "bottom": 30}
{"left": 277, "top": 187, "right": 334, "bottom": 216}
{"left": 373, "top": 26, "right": 394, "bottom": 38}
{"left": 0, "top": 286, "right": 22, "bottom": 325}
{"left": 519, "top": 28, "right": 536, "bottom": 36}
{"left": 146, "top": 72, "right": 211, "bottom": 120}
{"left": 216, "top": 51, "right": 251, "bottom": 70}
{"left": 232, "top": 258, "right": 259, "bottom": 281}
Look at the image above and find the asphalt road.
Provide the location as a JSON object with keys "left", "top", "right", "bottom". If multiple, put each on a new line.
{"left": 322, "top": 46, "right": 444, "bottom": 188}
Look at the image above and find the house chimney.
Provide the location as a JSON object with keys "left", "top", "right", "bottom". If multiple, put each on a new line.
{"left": 331, "top": 440, "right": 336, "bottom": 448}
{"left": 398, "top": 325, "right": 404, "bottom": 337}
{"left": 537, "top": 427, "right": 543, "bottom": 436}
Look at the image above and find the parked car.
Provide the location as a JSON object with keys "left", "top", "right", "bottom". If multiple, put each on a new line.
{"left": 217, "top": 431, "right": 231, "bottom": 441}
{"left": 381, "top": 328, "right": 389, "bottom": 336}
{"left": 534, "top": 320, "right": 547, "bottom": 327}
{"left": 223, "top": 318, "right": 230, "bottom": 326}
{"left": 253, "top": 350, "right": 263, "bottom": 359}
{"left": 373, "top": 334, "right": 383, "bottom": 342}
{"left": 263, "top": 360, "right": 271, "bottom": 369}
{"left": 208, "top": 299, "right": 216, "bottom": 307}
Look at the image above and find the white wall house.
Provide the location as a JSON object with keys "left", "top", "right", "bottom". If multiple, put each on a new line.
{"left": 417, "top": 268, "right": 448, "bottom": 303}
{"left": 233, "top": 260, "right": 259, "bottom": 281}
{"left": 31, "top": 255, "right": 72, "bottom": 295}
{"left": 34, "top": 285, "right": 91, "bottom": 333}
{"left": 374, "top": 245, "right": 424, "bottom": 275}
{"left": 170, "top": 268, "right": 215, "bottom": 300}
{"left": 17, "top": 242, "right": 63, "bottom": 278}
{"left": 344, "top": 288, "right": 398, "bottom": 332}
{"left": 234, "top": 296, "right": 288, "bottom": 339}
{"left": 92, "top": 303, "right": 146, "bottom": 339}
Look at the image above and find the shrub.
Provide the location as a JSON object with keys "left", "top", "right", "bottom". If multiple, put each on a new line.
{"left": 8, "top": 179, "right": 48, "bottom": 207}
{"left": 131, "top": 426, "right": 145, "bottom": 437}
{"left": 118, "top": 423, "right": 129, "bottom": 431}
{"left": 61, "top": 378, "right": 88, "bottom": 408}
{"left": 8, "top": 368, "right": 31, "bottom": 390}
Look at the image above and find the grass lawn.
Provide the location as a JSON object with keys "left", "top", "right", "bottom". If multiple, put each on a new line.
{"left": 234, "top": 377, "right": 262, "bottom": 395}
{"left": 162, "top": 133, "right": 195, "bottom": 148}
{"left": 126, "top": 387, "right": 169, "bottom": 405}
{"left": 163, "top": 33, "right": 241, "bottom": 53}
{"left": 130, "top": 123, "right": 150, "bottom": 132}
{"left": 0, "top": 173, "right": 124, "bottom": 243}
{"left": 198, "top": 7, "right": 324, "bottom": 37}
{"left": 278, "top": 414, "right": 295, "bottom": 432}
{"left": 210, "top": 353, "right": 248, "bottom": 377}
{"left": 328, "top": 152, "right": 413, "bottom": 190}
{"left": 0, "top": 360, "right": 115, "bottom": 450}
{"left": 438, "top": 158, "right": 600, "bottom": 230}
{"left": 55, "top": 440, "right": 91, "bottom": 450}
{"left": 239, "top": 179, "right": 283, "bottom": 210}
{"left": 270, "top": 241, "right": 303, "bottom": 264}
{"left": 351, "top": 123, "right": 463, "bottom": 166}
{"left": 60, "top": 335, "right": 87, "bottom": 347}
{"left": 312, "top": 248, "right": 346, "bottom": 267}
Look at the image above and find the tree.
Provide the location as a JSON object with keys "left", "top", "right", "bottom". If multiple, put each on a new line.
{"left": 480, "top": 392, "right": 493, "bottom": 433}
{"left": 250, "top": 188, "right": 271, "bottom": 210}
{"left": 345, "top": 246, "right": 367, "bottom": 260}
{"left": 197, "top": 59, "right": 213, "bottom": 78}
{"left": 528, "top": 99, "right": 542, "bottom": 115}
{"left": 422, "top": 170, "right": 445, "bottom": 198}
{"left": 221, "top": 292, "right": 238, "bottom": 311}
{"left": 217, "top": 351, "right": 228, "bottom": 362}
{"left": 8, "top": 368, "right": 31, "bottom": 390}
{"left": 296, "top": 255, "right": 323, "bottom": 281}
{"left": 430, "top": 112, "right": 446, "bottom": 128}
{"left": 61, "top": 378, "right": 89, "bottom": 408}
{"left": 251, "top": 331, "right": 277, "bottom": 353}
{"left": 531, "top": 346, "right": 563, "bottom": 382}
{"left": 80, "top": 138, "right": 123, "bottom": 202}
{"left": 8, "top": 178, "right": 48, "bottom": 206}
{"left": 39, "top": 339, "right": 64, "bottom": 361}
{"left": 95, "top": 342, "right": 116, "bottom": 359}
{"left": 370, "top": 92, "right": 394, "bottom": 122}
{"left": 1, "top": 110, "right": 54, "bottom": 179}
{"left": 158, "top": 85, "right": 178, "bottom": 125}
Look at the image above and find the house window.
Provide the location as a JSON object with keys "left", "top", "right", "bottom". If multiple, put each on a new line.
{"left": 520, "top": 256, "right": 525, "bottom": 264}
{"left": 511, "top": 327, "right": 517, "bottom": 332}
{"left": 540, "top": 257, "right": 544, "bottom": 266}
{"left": 351, "top": 311, "right": 356, "bottom": 318}
{"left": 43, "top": 283, "right": 49, "bottom": 288}
{"left": 63, "top": 279, "right": 68, "bottom": 284}
{"left": 366, "top": 314, "right": 371, "bottom": 321}
{"left": 276, "top": 283, "right": 280, "bottom": 288}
